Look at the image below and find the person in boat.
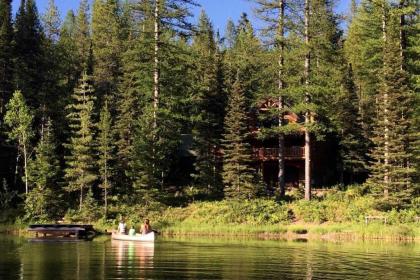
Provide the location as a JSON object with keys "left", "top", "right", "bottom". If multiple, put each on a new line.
{"left": 117, "top": 219, "right": 127, "bottom": 234}
{"left": 128, "top": 226, "right": 136, "bottom": 236}
{"left": 141, "top": 219, "right": 152, "bottom": 234}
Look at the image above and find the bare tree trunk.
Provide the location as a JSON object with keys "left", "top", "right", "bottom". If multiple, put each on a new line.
{"left": 358, "top": 84, "right": 364, "bottom": 128}
{"left": 80, "top": 171, "right": 84, "bottom": 211}
{"left": 23, "top": 142, "right": 28, "bottom": 194}
{"left": 382, "top": 2, "right": 389, "bottom": 197}
{"left": 153, "top": 0, "right": 160, "bottom": 131}
{"left": 399, "top": 0, "right": 410, "bottom": 188}
{"left": 80, "top": 186, "right": 83, "bottom": 211}
{"left": 104, "top": 151, "right": 108, "bottom": 218}
{"left": 278, "top": 0, "right": 286, "bottom": 197}
{"left": 304, "top": 0, "right": 311, "bottom": 201}
{"left": 152, "top": 0, "right": 161, "bottom": 178}
{"left": 399, "top": 0, "right": 406, "bottom": 70}
{"left": 14, "top": 150, "right": 20, "bottom": 187}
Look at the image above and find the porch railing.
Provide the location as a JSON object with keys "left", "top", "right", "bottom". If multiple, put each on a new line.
{"left": 253, "top": 147, "right": 305, "bottom": 161}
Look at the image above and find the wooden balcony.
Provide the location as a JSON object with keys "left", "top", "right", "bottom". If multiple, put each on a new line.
{"left": 253, "top": 147, "right": 305, "bottom": 161}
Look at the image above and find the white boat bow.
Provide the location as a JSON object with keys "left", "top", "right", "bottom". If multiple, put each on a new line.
{"left": 111, "top": 231, "right": 155, "bottom": 242}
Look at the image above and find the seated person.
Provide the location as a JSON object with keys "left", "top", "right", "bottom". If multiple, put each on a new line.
{"left": 128, "top": 226, "right": 136, "bottom": 236}
{"left": 117, "top": 219, "right": 127, "bottom": 234}
{"left": 141, "top": 219, "right": 152, "bottom": 234}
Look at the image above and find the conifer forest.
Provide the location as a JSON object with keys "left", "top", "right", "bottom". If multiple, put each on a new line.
{"left": 0, "top": 0, "right": 418, "bottom": 224}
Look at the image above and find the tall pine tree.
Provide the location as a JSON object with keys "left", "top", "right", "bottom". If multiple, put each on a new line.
{"left": 26, "top": 118, "right": 61, "bottom": 221}
{"left": 92, "top": 0, "right": 122, "bottom": 104}
{"left": 335, "top": 64, "right": 368, "bottom": 184}
{"left": 64, "top": 72, "right": 97, "bottom": 211}
{"left": 127, "top": 0, "right": 197, "bottom": 196}
{"left": 114, "top": 1, "right": 152, "bottom": 193}
{"left": 0, "top": 0, "right": 13, "bottom": 117}
{"left": 41, "top": 0, "right": 65, "bottom": 133}
{"left": 190, "top": 11, "right": 225, "bottom": 194}
{"left": 345, "top": 0, "right": 384, "bottom": 137}
{"left": 222, "top": 76, "right": 258, "bottom": 199}
{"left": 253, "top": 0, "right": 292, "bottom": 197}
{"left": 74, "top": 0, "right": 92, "bottom": 75}
{"left": 58, "top": 10, "right": 80, "bottom": 102}
{"left": 42, "top": 0, "right": 60, "bottom": 42}
{"left": 368, "top": 2, "right": 415, "bottom": 206}
{"left": 14, "top": 0, "right": 45, "bottom": 113}
{"left": 98, "top": 100, "right": 114, "bottom": 217}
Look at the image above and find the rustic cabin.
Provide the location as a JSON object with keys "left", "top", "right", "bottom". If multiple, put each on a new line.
{"left": 249, "top": 99, "right": 338, "bottom": 190}
{"left": 173, "top": 98, "right": 339, "bottom": 192}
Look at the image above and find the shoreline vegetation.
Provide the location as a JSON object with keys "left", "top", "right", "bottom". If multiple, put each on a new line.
{"left": 2, "top": 187, "right": 419, "bottom": 242}
{"left": 2, "top": 222, "right": 419, "bottom": 243}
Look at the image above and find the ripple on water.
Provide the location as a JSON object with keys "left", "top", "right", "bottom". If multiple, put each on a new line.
{"left": 1, "top": 236, "right": 420, "bottom": 280}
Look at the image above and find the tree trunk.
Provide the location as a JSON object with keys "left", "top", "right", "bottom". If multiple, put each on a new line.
{"left": 80, "top": 185, "right": 83, "bottom": 211}
{"left": 399, "top": 0, "right": 406, "bottom": 70}
{"left": 80, "top": 171, "right": 84, "bottom": 211}
{"left": 104, "top": 152, "right": 108, "bottom": 218}
{"left": 152, "top": 0, "right": 160, "bottom": 178}
{"left": 277, "top": 0, "right": 286, "bottom": 197}
{"left": 304, "top": 0, "right": 311, "bottom": 201}
{"left": 399, "top": 0, "right": 410, "bottom": 188}
{"left": 14, "top": 150, "right": 20, "bottom": 187}
{"left": 153, "top": 0, "right": 160, "bottom": 130}
{"left": 23, "top": 142, "right": 28, "bottom": 194}
{"left": 382, "top": 2, "right": 389, "bottom": 197}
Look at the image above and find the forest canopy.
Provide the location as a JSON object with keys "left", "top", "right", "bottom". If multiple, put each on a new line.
{"left": 0, "top": 0, "right": 418, "bottom": 222}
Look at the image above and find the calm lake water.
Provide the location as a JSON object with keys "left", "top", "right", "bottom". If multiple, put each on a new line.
{"left": 0, "top": 235, "right": 419, "bottom": 279}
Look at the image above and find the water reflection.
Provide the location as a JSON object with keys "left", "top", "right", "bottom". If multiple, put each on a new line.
{"left": 0, "top": 235, "right": 419, "bottom": 280}
{"left": 111, "top": 240, "right": 154, "bottom": 272}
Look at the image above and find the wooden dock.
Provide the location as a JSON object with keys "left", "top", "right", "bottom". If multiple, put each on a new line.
{"left": 27, "top": 224, "right": 96, "bottom": 240}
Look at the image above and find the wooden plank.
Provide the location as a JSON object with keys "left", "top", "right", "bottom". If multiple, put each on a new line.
{"left": 28, "top": 224, "right": 94, "bottom": 230}
{"left": 28, "top": 228, "right": 86, "bottom": 233}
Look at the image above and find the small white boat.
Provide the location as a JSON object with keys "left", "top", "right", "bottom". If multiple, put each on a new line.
{"left": 111, "top": 231, "right": 155, "bottom": 242}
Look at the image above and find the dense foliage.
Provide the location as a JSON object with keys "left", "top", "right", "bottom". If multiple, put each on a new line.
{"left": 0, "top": 0, "right": 418, "bottom": 223}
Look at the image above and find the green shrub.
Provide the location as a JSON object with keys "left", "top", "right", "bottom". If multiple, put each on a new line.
{"left": 287, "top": 187, "right": 304, "bottom": 200}
{"left": 291, "top": 200, "right": 327, "bottom": 223}
{"left": 64, "top": 190, "right": 102, "bottom": 223}
{"left": 24, "top": 188, "right": 63, "bottom": 222}
{"left": 386, "top": 209, "right": 418, "bottom": 224}
{"left": 0, "top": 208, "right": 21, "bottom": 224}
{"left": 0, "top": 178, "right": 17, "bottom": 210}
{"left": 343, "top": 196, "right": 376, "bottom": 222}
{"left": 411, "top": 197, "right": 420, "bottom": 215}
{"left": 164, "top": 199, "right": 291, "bottom": 226}
{"left": 344, "top": 184, "right": 368, "bottom": 198}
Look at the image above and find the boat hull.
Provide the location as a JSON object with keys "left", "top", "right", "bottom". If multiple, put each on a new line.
{"left": 111, "top": 232, "right": 155, "bottom": 242}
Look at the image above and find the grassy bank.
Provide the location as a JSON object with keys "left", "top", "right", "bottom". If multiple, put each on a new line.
{"left": 145, "top": 187, "right": 419, "bottom": 241}
{"left": 150, "top": 198, "right": 420, "bottom": 241}
{"left": 0, "top": 223, "right": 26, "bottom": 235}
{"left": 2, "top": 187, "right": 419, "bottom": 241}
{"left": 160, "top": 222, "right": 420, "bottom": 241}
